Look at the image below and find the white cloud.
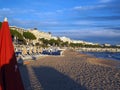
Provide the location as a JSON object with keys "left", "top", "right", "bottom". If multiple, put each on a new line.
{"left": 45, "top": 21, "right": 58, "bottom": 24}
{"left": 0, "top": 8, "right": 11, "bottom": 11}
{"left": 56, "top": 10, "right": 64, "bottom": 13}
{"left": 73, "top": 20, "right": 94, "bottom": 25}
{"left": 8, "top": 18, "right": 60, "bottom": 29}
{"left": 0, "top": 8, "right": 13, "bottom": 14}
{"left": 99, "top": 0, "right": 112, "bottom": 3}
{"left": 73, "top": 5, "right": 106, "bottom": 11}
{"left": 84, "top": 30, "right": 120, "bottom": 37}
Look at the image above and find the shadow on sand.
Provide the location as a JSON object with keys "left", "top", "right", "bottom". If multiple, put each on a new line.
{"left": 19, "top": 65, "right": 32, "bottom": 90}
{"left": 0, "top": 54, "right": 24, "bottom": 90}
{"left": 31, "top": 66, "right": 87, "bottom": 90}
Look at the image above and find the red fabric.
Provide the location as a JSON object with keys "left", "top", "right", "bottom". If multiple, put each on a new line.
{"left": 0, "top": 21, "right": 24, "bottom": 90}
{"left": 0, "top": 27, "right": 2, "bottom": 90}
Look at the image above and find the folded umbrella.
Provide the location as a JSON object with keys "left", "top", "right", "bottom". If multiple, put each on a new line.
{"left": 0, "top": 18, "right": 24, "bottom": 90}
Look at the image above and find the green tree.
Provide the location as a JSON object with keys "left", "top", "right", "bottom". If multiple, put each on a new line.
{"left": 23, "top": 31, "right": 36, "bottom": 40}
{"left": 39, "top": 38, "right": 49, "bottom": 47}
{"left": 70, "top": 43, "right": 84, "bottom": 48}
{"left": 10, "top": 29, "right": 26, "bottom": 44}
{"left": 61, "top": 41, "right": 69, "bottom": 47}
{"left": 0, "top": 22, "right": 2, "bottom": 29}
{"left": 10, "top": 29, "right": 24, "bottom": 40}
{"left": 49, "top": 39, "right": 59, "bottom": 46}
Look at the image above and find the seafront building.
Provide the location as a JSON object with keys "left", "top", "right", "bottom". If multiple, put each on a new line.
{"left": 72, "top": 40, "right": 84, "bottom": 44}
{"left": 59, "top": 36, "right": 72, "bottom": 43}
{"left": 116, "top": 44, "right": 120, "bottom": 47}
{"left": 51, "top": 36, "right": 58, "bottom": 40}
{"left": 103, "top": 44, "right": 111, "bottom": 47}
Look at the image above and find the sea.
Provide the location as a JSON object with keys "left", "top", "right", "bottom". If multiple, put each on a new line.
{"left": 80, "top": 52, "right": 120, "bottom": 61}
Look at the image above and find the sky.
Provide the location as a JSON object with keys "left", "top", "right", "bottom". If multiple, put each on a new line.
{"left": 0, "top": 0, "right": 120, "bottom": 44}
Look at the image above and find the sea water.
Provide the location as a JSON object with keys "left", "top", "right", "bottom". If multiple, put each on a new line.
{"left": 81, "top": 52, "right": 120, "bottom": 61}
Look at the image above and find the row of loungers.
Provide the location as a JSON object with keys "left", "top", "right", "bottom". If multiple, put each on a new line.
{"left": 16, "top": 50, "right": 62, "bottom": 64}
{"left": 16, "top": 53, "right": 43, "bottom": 64}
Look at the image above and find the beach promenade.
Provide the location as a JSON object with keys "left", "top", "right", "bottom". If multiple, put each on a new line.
{"left": 19, "top": 49, "right": 120, "bottom": 90}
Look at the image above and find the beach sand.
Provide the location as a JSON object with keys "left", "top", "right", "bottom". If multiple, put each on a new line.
{"left": 19, "top": 49, "right": 120, "bottom": 90}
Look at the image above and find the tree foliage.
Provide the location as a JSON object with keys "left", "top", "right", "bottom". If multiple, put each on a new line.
{"left": 10, "top": 29, "right": 26, "bottom": 44}
{"left": 39, "top": 38, "right": 69, "bottom": 47}
{"left": 39, "top": 38, "right": 49, "bottom": 47}
{"left": 23, "top": 31, "right": 36, "bottom": 40}
{"left": 0, "top": 22, "right": 2, "bottom": 29}
{"left": 69, "top": 43, "right": 101, "bottom": 48}
{"left": 10, "top": 29, "right": 24, "bottom": 40}
{"left": 61, "top": 41, "right": 69, "bottom": 47}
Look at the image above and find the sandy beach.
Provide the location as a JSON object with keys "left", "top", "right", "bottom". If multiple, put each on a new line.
{"left": 19, "top": 49, "right": 120, "bottom": 90}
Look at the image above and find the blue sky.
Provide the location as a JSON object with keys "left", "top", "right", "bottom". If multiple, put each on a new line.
{"left": 0, "top": 0, "right": 120, "bottom": 44}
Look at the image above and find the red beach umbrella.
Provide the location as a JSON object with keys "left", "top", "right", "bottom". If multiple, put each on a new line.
{"left": 0, "top": 18, "right": 24, "bottom": 90}
{"left": 0, "top": 23, "right": 1, "bottom": 90}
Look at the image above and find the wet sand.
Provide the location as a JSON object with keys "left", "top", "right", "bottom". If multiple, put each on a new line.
{"left": 19, "top": 49, "right": 120, "bottom": 90}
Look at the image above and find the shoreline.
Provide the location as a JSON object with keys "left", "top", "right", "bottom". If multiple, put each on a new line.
{"left": 78, "top": 51, "right": 120, "bottom": 62}
{"left": 19, "top": 49, "right": 120, "bottom": 90}
{"left": 68, "top": 49, "right": 120, "bottom": 68}
{"left": 77, "top": 47, "right": 120, "bottom": 52}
